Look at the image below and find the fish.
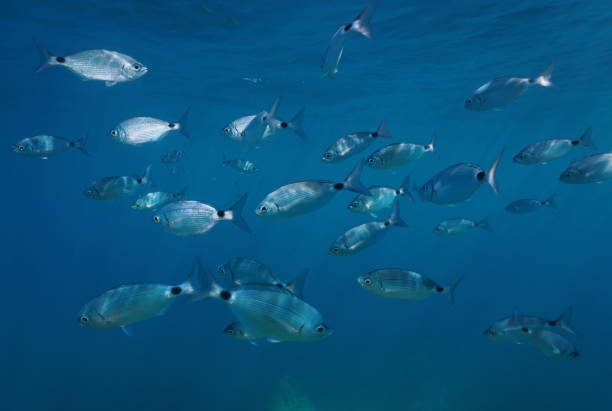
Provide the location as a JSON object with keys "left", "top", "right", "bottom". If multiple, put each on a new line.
{"left": 366, "top": 134, "right": 436, "bottom": 169}
{"left": 433, "top": 216, "right": 490, "bottom": 236}
{"left": 347, "top": 175, "right": 412, "bottom": 216}
{"left": 131, "top": 187, "right": 187, "bottom": 211}
{"left": 222, "top": 98, "right": 286, "bottom": 147}
{"left": 76, "top": 264, "right": 200, "bottom": 335}
{"left": 414, "top": 148, "right": 504, "bottom": 205}
{"left": 321, "top": 0, "right": 377, "bottom": 77}
{"left": 198, "top": 261, "right": 331, "bottom": 343}
{"left": 12, "top": 135, "right": 88, "bottom": 159}
{"left": 559, "top": 153, "right": 612, "bottom": 184}
{"left": 152, "top": 193, "right": 251, "bottom": 235}
{"left": 506, "top": 194, "right": 557, "bottom": 214}
{"left": 514, "top": 127, "right": 595, "bottom": 165}
{"left": 483, "top": 307, "right": 580, "bottom": 343}
{"left": 110, "top": 108, "right": 191, "bottom": 145}
{"left": 265, "top": 107, "right": 307, "bottom": 141}
{"left": 523, "top": 328, "right": 580, "bottom": 359}
{"left": 35, "top": 42, "right": 147, "bottom": 86}
{"left": 321, "top": 121, "right": 391, "bottom": 163}
{"left": 224, "top": 322, "right": 266, "bottom": 343}
{"left": 329, "top": 198, "right": 407, "bottom": 256}
{"left": 84, "top": 165, "right": 152, "bottom": 200}
{"left": 464, "top": 64, "right": 553, "bottom": 111}
{"left": 222, "top": 156, "right": 258, "bottom": 174}
{"left": 358, "top": 269, "right": 465, "bottom": 305}
{"left": 255, "top": 159, "right": 370, "bottom": 218}
{"left": 161, "top": 148, "right": 185, "bottom": 164}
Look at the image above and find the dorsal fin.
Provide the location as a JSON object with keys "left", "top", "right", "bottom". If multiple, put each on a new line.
{"left": 287, "top": 269, "right": 309, "bottom": 298}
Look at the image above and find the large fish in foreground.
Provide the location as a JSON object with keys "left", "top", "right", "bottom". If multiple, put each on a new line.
{"left": 84, "top": 165, "right": 152, "bottom": 200}
{"left": 464, "top": 65, "right": 553, "bottom": 111}
{"left": 12, "top": 135, "right": 88, "bottom": 159}
{"left": 366, "top": 135, "right": 436, "bottom": 169}
{"left": 110, "top": 108, "right": 191, "bottom": 145}
{"left": 514, "top": 127, "right": 594, "bottom": 165}
{"left": 255, "top": 160, "right": 369, "bottom": 218}
{"left": 559, "top": 153, "right": 612, "bottom": 184}
{"left": 36, "top": 42, "right": 147, "bottom": 86}
{"left": 414, "top": 148, "right": 505, "bottom": 205}
{"left": 321, "top": 120, "right": 391, "bottom": 163}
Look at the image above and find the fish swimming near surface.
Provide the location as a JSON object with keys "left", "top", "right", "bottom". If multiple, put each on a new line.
{"left": 110, "top": 108, "right": 191, "bottom": 145}
{"left": 513, "top": 127, "right": 595, "bottom": 165}
{"left": 347, "top": 175, "right": 412, "bottom": 216}
{"left": 84, "top": 165, "right": 152, "bottom": 200}
{"left": 358, "top": 269, "right": 465, "bottom": 305}
{"left": 35, "top": 41, "right": 147, "bottom": 86}
{"left": 329, "top": 198, "right": 407, "bottom": 256}
{"left": 321, "top": 0, "right": 377, "bottom": 77}
{"left": 559, "top": 152, "right": 612, "bottom": 184}
{"left": 321, "top": 120, "right": 392, "bottom": 163}
{"left": 414, "top": 148, "right": 505, "bottom": 205}
{"left": 522, "top": 328, "right": 580, "bottom": 359}
{"left": 464, "top": 65, "right": 554, "bottom": 111}
{"left": 433, "top": 216, "right": 489, "bottom": 236}
{"left": 222, "top": 156, "right": 258, "bottom": 174}
{"left": 366, "top": 134, "right": 436, "bottom": 169}
{"left": 255, "top": 159, "right": 370, "bottom": 218}
{"left": 12, "top": 135, "right": 88, "bottom": 159}
{"left": 77, "top": 264, "right": 200, "bottom": 336}
{"left": 131, "top": 187, "right": 187, "bottom": 211}
{"left": 152, "top": 193, "right": 251, "bottom": 235}
{"left": 506, "top": 194, "right": 557, "bottom": 214}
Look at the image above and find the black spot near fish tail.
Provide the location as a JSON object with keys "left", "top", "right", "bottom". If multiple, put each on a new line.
{"left": 435, "top": 286, "right": 444, "bottom": 293}
{"left": 217, "top": 210, "right": 226, "bottom": 218}
{"left": 56, "top": 57, "right": 66, "bottom": 63}
{"left": 571, "top": 140, "right": 579, "bottom": 146}
{"left": 280, "top": 122, "right": 288, "bottom": 128}
{"left": 220, "top": 290, "right": 231, "bottom": 301}
{"left": 333, "top": 183, "right": 344, "bottom": 190}
{"left": 477, "top": 171, "right": 486, "bottom": 181}
{"left": 171, "top": 287, "right": 182, "bottom": 295}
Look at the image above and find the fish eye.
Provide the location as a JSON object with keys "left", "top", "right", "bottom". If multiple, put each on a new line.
{"left": 223, "top": 127, "right": 230, "bottom": 133}
{"left": 18, "top": 145, "right": 25, "bottom": 151}
{"left": 133, "top": 64, "right": 141, "bottom": 70}
{"left": 324, "top": 153, "right": 332, "bottom": 159}
{"left": 316, "top": 325, "right": 326, "bottom": 333}
{"left": 466, "top": 98, "right": 473, "bottom": 105}
{"left": 331, "top": 247, "right": 339, "bottom": 253}
{"left": 110, "top": 130, "right": 118, "bottom": 136}
{"left": 261, "top": 206, "right": 267, "bottom": 211}
{"left": 218, "top": 266, "right": 225, "bottom": 274}
{"left": 153, "top": 216, "right": 161, "bottom": 223}
{"left": 79, "top": 316, "right": 89, "bottom": 323}
{"left": 227, "top": 329, "right": 234, "bottom": 335}
{"left": 363, "top": 278, "right": 372, "bottom": 285}
{"left": 367, "top": 158, "right": 374, "bottom": 163}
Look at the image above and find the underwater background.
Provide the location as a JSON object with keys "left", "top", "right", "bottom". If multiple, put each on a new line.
{"left": 4, "top": 0, "right": 612, "bottom": 410}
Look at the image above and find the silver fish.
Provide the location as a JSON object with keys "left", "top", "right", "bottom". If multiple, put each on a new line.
{"left": 321, "top": 121, "right": 391, "bottom": 163}
{"left": 433, "top": 216, "right": 489, "bottom": 236}
{"left": 414, "top": 148, "right": 504, "bottom": 205}
{"left": 348, "top": 175, "right": 412, "bottom": 215}
{"left": 559, "top": 152, "right": 612, "bottom": 184}
{"left": 366, "top": 135, "right": 436, "bottom": 169}
{"left": 464, "top": 65, "right": 553, "bottom": 111}
{"left": 358, "top": 269, "right": 464, "bottom": 305}
{"left": 110, "top": 108, "right": 190, "bottom": 145}
{"left": 152, "top": 194, "right": 251, "bottom": 235}
{"left": 255, "top": 160, "right": 369, "bottom": 218}
{"left": 221, "top": 99, "right": 281, "bottom": 147}
{"left": 36, "top": 42, "right": 147, "bottom": 87}
{"left": 330, "top": 199, "right": 407, "bottom": 256}
{"left": 84, "top": 165, "right": 151, "bottom": 200}
{"left": 514, "top": 127, "right": 594, "bottom": 165}
{"left": 524, "top": 328, "right": 580, "bottom": 359}
{"left": 321, "top": 1, "right": 376, "bottom": 77}
{"left": 131, "top": 187, "right": 187, "bottom": 211}
{"left": 222, "top": 156, "right": 258, "bottom": 174}
{"left": 224, "top": 322, "right": 266, "bottom": 342}
{"left": 506, "top": 194, "right": 557, "bottom": 214}
{"left": 77, "top": 266, "right": 199, "bottom": 335}
{"left": 12, "top": 135, "right": 88, "bottom": 159}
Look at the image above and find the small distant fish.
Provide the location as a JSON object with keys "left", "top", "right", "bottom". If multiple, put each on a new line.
{"left": 110, "top": 108, "right": 190, "bottom": 145}
{"left": 414, "top": 148, "right": 504, "bottom": 205}
{"left": 366, "top": 135, "right": 436, "bottom": 169}
{"left": 131, "top": 187, "right": 187, "bottom": 211}
{"left": 321, "top": 121, "right": 391, "bottom": 163}
{"left": 514, "top": 127, "right": 595, "bottom": 165}
{"left": 506, "top": 194, "right": 557, "bottom": 214}
{"left": 330, "top": 199, "right": 407, "bottom": 256}
{"left": 433, "top": 216, "right": 489, "bottom": 236}
{"left": 224, "top": 322, "right": 266, "bottom": 342}
{"left": 12, "top": 135, "right": 88, "bottom": 159}
{"left": 358, "top": 269, "right": 464, "bottom": 305}
{"left": 161, "top": 148, "right": 185, "bottom": 164}
{"left": 523, "top": 328, "right": 580, "bottom": 359}
{"left": 84, "top": 165, "right": 152, "bottom": 200}
{"left": 36, "top": 42, "right": 147, "bottom": 87}
{"left": 559, "top": 152, "right": 612, "bottom": 184}
{"left": 77, "top": 265, "right": 199, "bottom": 335}
{"left": 348, "top": 175, "right": 412, "bottom": 216}
{"left": 152, "top": 193, "right": 251, "bottom": 235}
{"left": 255, "top": 159, "right": 369, "bottom": 218}
{"left": 464, "top": 65, "right": 554, "bottom": 111}
{"left": 321, "top": 0, "right": 377, "bottom": 77}
{"left": 222, "top": 156, "right": 258, "bottom": 174}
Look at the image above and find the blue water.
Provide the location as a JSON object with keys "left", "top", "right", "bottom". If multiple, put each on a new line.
{"left": 4, "top": 0, "right": 612, "bottom": 410}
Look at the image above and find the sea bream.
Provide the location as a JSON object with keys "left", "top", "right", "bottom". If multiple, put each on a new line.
{"left": 366, "top": 135, "right": 436, "bottom": 169}
{"left": 559, "top": 152, "right": 612, "bottom": 184}
{"left": 514, "top": 127, "right": 594, "bottom": 165}
{"left": 321, "top": 121, "right": 391, "bottom": 163}
{"left": 222, "top": 156, "right": 258, "bottom": 174}
{"left": 523, "top": 328, "right": 580, "bottom": 359}
{"left": 131, "top": 187, "right": 187, "bottom": 211}
{"left": 464, "top": 65, "right": 553, "bottom": 111}
{"left": 110, "top": 108, "right": 191, "bottom": 145}
{"left": 12, "top": 135, "right": 88, "bottom": 159}
{"left": 433, "top": 216, "right": 489, "bottom": 236}
{"left": 347, "top": 175, "right": 412, "bottom": 216}
{"left": 84, "top": 165, "right": 152, "bottom": 200}
{"left": 255, "top": 159, "right": 370, "bottom": 218}
{"left": 506, "top": 194, "right": 557, "bottom": 214}
{"left": 36, "top": 42, "right": 147, "bottom": 86}
{"left": 152, "top": 193, "right": 251, "bottom": 235}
